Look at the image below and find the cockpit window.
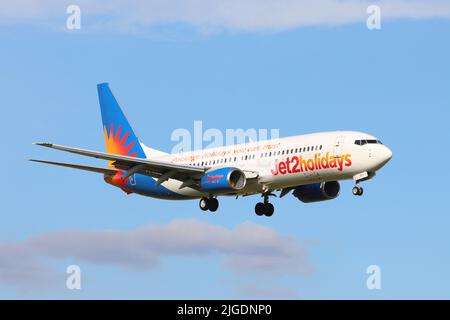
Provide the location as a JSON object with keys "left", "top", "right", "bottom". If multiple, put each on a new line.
{"left": 354, "top": 139, "right": 383, "bottom": 146}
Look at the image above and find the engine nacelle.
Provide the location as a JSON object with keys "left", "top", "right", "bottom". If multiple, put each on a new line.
{"left": 292, "top": 181, "right": 340, "bottom": 203}
{"left": 200, "top": 167, "right": 246, "bottom": 193}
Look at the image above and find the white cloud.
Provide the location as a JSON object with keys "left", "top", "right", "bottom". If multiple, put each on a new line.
{"left": 0, "top": 0, "right": 449, "bottom": 33}
{"left": 0, "top": 219, "right": 311, "bottom": 290}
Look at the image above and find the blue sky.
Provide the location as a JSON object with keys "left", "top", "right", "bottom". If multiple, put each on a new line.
{"left": 1, "top": 1, "right": 450, "bottom": 299}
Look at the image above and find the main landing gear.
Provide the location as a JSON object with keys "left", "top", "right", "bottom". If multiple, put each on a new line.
{"left": 255, "top": 193, "right": 275, "bottom": 217}
{"left": 199, "top": 197, "right": 219, "bottom": 212}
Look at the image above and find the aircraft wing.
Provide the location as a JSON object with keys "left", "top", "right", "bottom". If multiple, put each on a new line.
{"left": 33, "top": 143, "right": 206, "bottom": 186}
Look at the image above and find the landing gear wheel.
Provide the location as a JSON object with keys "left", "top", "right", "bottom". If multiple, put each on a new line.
{"left": 352, "top": 186, "right": 364, "bottom": 196}
{"left": 199, "top": 197, "right": 209, "bottom": 211}
{"left": 208, "top": 198, "right": 219, "bottom": 212}
{"left": 255, "top": 202, "right": 265, "bottom": 216}
{"left": 255, "top": 192, "right": 276, "bottom": 217}
{"left": 255, "top": 202, "right": 275, "bottom": 217}
{"left": 264, "top": 203, "right": 274, "bottom": 217}
{"left": 358, "top": 187, "right": 364, "bottom": 196}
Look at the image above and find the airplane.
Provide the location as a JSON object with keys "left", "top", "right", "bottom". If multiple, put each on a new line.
{"left": 31, "top": 83, "right": 392, "bottom": 217}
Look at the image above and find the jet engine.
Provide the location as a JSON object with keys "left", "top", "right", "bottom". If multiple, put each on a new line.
{"left": 200, "top": 167, "right": 246, "bottom": 193}
{"left": 292, "top": 181, "right": 340, "bottom": 203}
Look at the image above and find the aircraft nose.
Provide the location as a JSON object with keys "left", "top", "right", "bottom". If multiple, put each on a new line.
{"left": 371, "top": 145, "right": 392, "bottom": 170}
{"left": 380, "top": 146, "right": 393, "bottom": 164}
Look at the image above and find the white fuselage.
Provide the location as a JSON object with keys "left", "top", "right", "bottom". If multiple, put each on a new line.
{"left": 151, "top": 131, "right": 392, "bottom": 198}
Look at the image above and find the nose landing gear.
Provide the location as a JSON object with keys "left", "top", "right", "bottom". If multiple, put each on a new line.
{"left": 352, "top": 185, "right": 364, "bottom": 196}
{"left": 352, "top": 172, "right": 371, "bottom": 197}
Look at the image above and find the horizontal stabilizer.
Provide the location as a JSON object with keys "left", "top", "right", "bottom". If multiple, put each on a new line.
{"left": 32, "top": 142, "right": 205, "bottom": 175}
{"left": 30, "top": 159, "right": 118, "bottom": 175}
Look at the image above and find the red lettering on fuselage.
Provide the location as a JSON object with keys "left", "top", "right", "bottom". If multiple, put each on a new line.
{"left": 271, "top": 152, "right": 352, "bottom": 176}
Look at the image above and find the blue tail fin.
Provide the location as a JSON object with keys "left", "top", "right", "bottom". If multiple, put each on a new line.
{"left": 97, "top": 83, "right": 146, "bottom": 160}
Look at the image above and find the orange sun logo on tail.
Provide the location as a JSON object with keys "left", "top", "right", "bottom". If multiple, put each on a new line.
{"left": 103, "top": 124, "right": 138, "bottom": 167}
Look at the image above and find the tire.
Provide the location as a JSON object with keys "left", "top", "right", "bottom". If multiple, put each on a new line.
{"left": 199, "top": 198, "right": 209, "bottom": 211}
{"left": 255, "top": 202, "right": 265, "bottom": 216}
{"left": 352, "top": 187, "right": 359, "bottom": 196}
{"left": 208, "top": 198, "right": 219, "bottom": 212}
{"left": 358, "top": 187, "right": 364, "bottom": 196}
{"left": 265, "top": 203, "right": 274, "bottom": 217}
